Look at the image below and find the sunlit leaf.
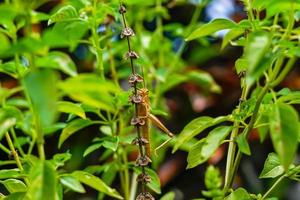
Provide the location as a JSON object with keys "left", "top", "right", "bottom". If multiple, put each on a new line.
{"left": 187, "top": 126, "right": 232, "bottom": 168}
{"left": 0, "top": 169, "right": 21, "bottom": 179}
{"left": 244, "top": 31, "right": 272, "bottom": 85}
{"left": 222, "top": 28, "right": 244, "bottom": 50}
{"left": 260, "top": 153, "right": 284, "bottom": 179}
{"left": 58, "top": 119, "right": 98, "bottom": 148}
{"left": 71, "top": 171, "right": 123, "bottom": 199}
{"left": 160, "top": 192, "right": 175, "bottom": 200}
{"left": 59, "top": 74, "right": 120, "bottom": 112}
{"left": 48, "top": 5, "right": 80, "bottom": 25}
{"left": 173, "top": 116, "right": 229, "bottom": 152}
{"left": 57, "top": 101, "right": 85, "bottom": 119}
{"left": 225, "top": 188, "right": 251, "bottom": 200}
{"left": 60, "top": 175, "right": 85, "bottom": 193}
{"left": 186, "top": 18, "right": 237, "bottom": 41}
{"left": 26, "top": 161, "right": 57, "bottom": 200}
{"left": 0, "top": 179, "right": 27, "bottom": 193}
{"left": 269, "top": 103, "right": 299, "bottom": 170}
{"left": 236, "top": 134, "right": 251, "bottom": 155}
{"left": 36, "top": 51, "right": 78, "bottom": 77}
{"left": 23, "top": 69, "right": 59, "bottom": 128}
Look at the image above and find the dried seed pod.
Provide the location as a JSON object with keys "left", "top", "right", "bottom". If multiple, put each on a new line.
{"left": 128, "top": 74, "right": 144, "bottom": 85}
{"left": 121, "top": 27, "right": 135, "bottom": 38}
{"left": 125, "top": 51, "right": 139, "bottom": 59}
{"left": 119, "top": 5, "right": 126, "bottom": 14}
{"left": 135, "top": 155, "right": 152, "bottom": 166}
{"left": 132, "top": 137, "right": 149, "bottom": 145}
{"left": 129, "top": 94, "right": 143, "bottom": 104}
{"left": 137, "top": 173, "right": 151, "bottom": 184}
{"left": 131, "top": 117, "right": 145, "bottom": 126}
{"left": 136, "top": 192, "right": 155, "bottom": 200}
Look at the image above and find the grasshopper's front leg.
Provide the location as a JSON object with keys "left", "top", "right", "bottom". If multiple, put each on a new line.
{"left": 149, "top": 113, "right": 174, "bottom": 156}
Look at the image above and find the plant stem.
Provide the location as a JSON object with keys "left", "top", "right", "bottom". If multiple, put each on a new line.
{"left": 5, "top": 132, "right": 29, "bottom": 185}
{"left": 92, "top": 0, "right": 105, "bottom": 79}
{"left": 226, "top": 84, "right": 269, "bottom": 189}
{"left": 156, "top": 0, "right": 164, "bottom": 68}
{"left": 129, "top": 173, "right": 138, "bottom": 200}
{"left": 270, "top": 57, "right": 297, "bottom": 87}
{"left": 34, "top": 115, "right": 45, "bottom": 160}
{"left": 5, "top": 132, "right": 23, "bottom": 170}
{"left": 122, "top": 149, "right": 130, "bottom": 200}
{"left": 244, "top": 0, "right": 256, "bottom": 30}
{"left": 0, "top": 143, "right": 10, "bottom": 154}
{"left": 261, "top": 175, "right": 285, "bottom": 199}
{"left": 10, "top": 128, "right": 25, "bottom": 157}
{"left": 108, "top": 43, "right": 119, "bottom": 86}
{"left": 224, "top": 83, "right": 249, "bottom": 191}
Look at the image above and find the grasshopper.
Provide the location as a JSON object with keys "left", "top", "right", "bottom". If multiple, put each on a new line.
{"left": 131, "top": 87, "right": 174, "bottom": 157}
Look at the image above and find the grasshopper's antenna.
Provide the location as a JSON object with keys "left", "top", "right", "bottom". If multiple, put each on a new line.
{"left": 154, "top": 137, "right": 173, "bottom": 156}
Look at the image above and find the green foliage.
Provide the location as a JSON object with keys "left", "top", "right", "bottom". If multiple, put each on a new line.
{"left": 202, "top": 166, "right": 223, "bottom": 200}
{"left": 0, "top": 0, "right": 299, "bottom": 199}
{"left": 187, "top": 126, "right": 232, "bottom": 168}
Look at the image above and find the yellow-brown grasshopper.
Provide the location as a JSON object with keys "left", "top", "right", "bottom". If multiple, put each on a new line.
{"left": 130, "top": 79, "right": 174, "bottom": 157}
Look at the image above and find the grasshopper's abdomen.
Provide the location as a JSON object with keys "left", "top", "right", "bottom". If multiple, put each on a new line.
{"left": 137, "top": 88, "right": 151, "bottom": 157}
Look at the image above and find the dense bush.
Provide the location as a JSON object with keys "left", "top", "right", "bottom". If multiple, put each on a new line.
{"left": 0, "top": 0, "right": 299, "bottom": 200}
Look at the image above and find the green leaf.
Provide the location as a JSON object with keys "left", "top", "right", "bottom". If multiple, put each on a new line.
{"left": 0, "top": 117, "right": 16, "bottom": 141}
{"left": 202, "top": 165, "right": 223, "bottom": 199}
{"left": 204, "top": 165, "right": 222, "bottom": 190}
{"left": 186, "top": 71, "right": 221, "bottom": 93}
{"left": 23, "top": 69, "right": 59, "bottom": 128}
{"left": 235, "top": 58, "right": 247, "bottom": 74}
{"left": 186, "top": 18, "right": 237, "bottom": 41}
{"left": 236, "top": 134, "right": 251, "bottom": 155}
{"left": 0, "top": 32, "right": 10, "bottom": 52}
{"left": 4, "top": 192, "right": 26, "bottom": 200}
{"left": 173, "top": 116, "right": 229, "bottom": 152}
{"left": 35, "top": 51, "right": 77, "bottom": 77}
{"left": 133, "top": 167, "right": 161, "bottom": 194}
{"left": 225, "top": 188, "right": 251, "bottom": 200}
{"left": 187, "top": 126, "right": 232, "bottom": 168}
{"left": 269, "top": 103, "right": 299, "bottom": 170}
{"left": 71, "top": 171, "right": 123, "bottom": 199}
{"left": 43, "top": 21, "right": 89, "bottom": 50}
{"left": 244, "top": 31, "right": 272, "bottom": 85}
{"left": 83, "top": 143, "right": 103, "bottom": 157}
{"left": 260, "top": 153, "right": 284, "bottom": 179}
{"left": 59, "top": 74, "right": 120, "bottom": 112}
{"left": 266, "top": 0, "right": 300, "bottom": 18}
{"left": 0, "top": 106, "right": 22, "bottom": 140}
{"left": 60, "top": 175, "right": 85, "bottom": 193}
{"left": 58, "top": 119, "right": 98, "bottom": 148}
{"left": 1, "top": 37, "right": 46, "bottom": 58}
{"left": 0, "top": 179, "right": 27, "bottom": 193}
{"left": 0, "top": 61, "right": 27, "bottom": 79}
{"left": 84, "top": 136, "right": 120, "bottom": 157}
{"left": 160, "top": 192, "right": 175, "bottom": 200}
{"left": 48, "top": 5, "right": 80, "bottom": 25}
{"left": 57, "top": 101, "right": 86, "bottom": 119}
{"left": 0, "top": 169, "right": 21, "bottom": 179}
{"left": 222, "top": 28, "right": 244, "bottom": 50}
{"left": 26, "top": 161, "right": 57, "bottom": 200}
{"left": 43, "top": 123, "right": 67, "bottom": 136}
{"left": 51, "top": 152, "right": 72, "bottom": 169}
{"left": 256, "top": 108, "right": 270, "bottom": 142}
